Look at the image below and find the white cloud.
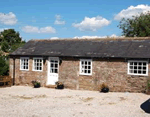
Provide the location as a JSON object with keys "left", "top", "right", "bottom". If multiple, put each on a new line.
{"left": 72, "top": 16, "right": 111, "bottom": 31}
{"left": 73, "top": 34, "right": 124, "bottom": 39}
{"left": 0, "top": 12, "right": 17, "bottom": 25}
{"left": 54, "top": 14, "right": 65, "bottom": 25}
{"left": 40, "top": 27, "right": 56, "bottom": 33}
{"left": 50, "top": 37, "right": 59, "bottom": 39}
{"left": 49, "top": 34, "right": 123, "bottom": 40}
{"left": 114, "top": 4, "right": 150, "bottom": 20}
{"left": 22, "top": 26, "right": 56, "bottom": 33}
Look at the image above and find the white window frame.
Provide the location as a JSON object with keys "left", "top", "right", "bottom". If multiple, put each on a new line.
{"left": 20, "top": 57, "right": 29, "bottom": 71}
{"left": 33, "top": 57, "right": 43, "bottom": 71}
{"left": 80, "top": 59, "right": 92, "bottom": 75}
{"left": 128, "top": 60, "right": 148, "bottom": 76}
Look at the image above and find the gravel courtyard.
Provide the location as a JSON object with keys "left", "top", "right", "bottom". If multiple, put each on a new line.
{"left": 0, "top": 86, "right": 149, "bottom": 117}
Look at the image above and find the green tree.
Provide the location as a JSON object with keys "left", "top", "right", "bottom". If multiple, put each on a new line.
{"left": 118, "top": 12, "right": 150, "bottom": 37}
{"left": 0, "top": 29, "right": 26, "bottom": 76}
{"left": 0, "top": 29, "right": 25, "bottom": 52}
{"left": 0, "top": 55, "right": 9, "bottom": 76}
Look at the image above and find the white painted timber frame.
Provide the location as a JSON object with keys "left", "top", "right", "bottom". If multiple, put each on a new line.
{"left": 20, "top": 57, "right": 29, "bottom": 71}
{"left": 128, "top": 60, "right": 148, "bottom": 76}
{"left": 47, "top": 57, "right": 59, "bottom": 85}
{"left": 80, "top": 59, "right": 92, "bottom": 76}
{"left": 32, "top": 57, "right": 43, "bottom": 71}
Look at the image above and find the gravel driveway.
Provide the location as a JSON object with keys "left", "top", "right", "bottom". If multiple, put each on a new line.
{"left": 0, "top": 86, "right": 149, "bottom": 117}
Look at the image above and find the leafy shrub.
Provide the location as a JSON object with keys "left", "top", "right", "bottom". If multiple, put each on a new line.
{"left": 100, "top": 83, "right": 109, "bottom": 93}
{"left": 55, "top": 81, "right": 64, "bottom": 89}
{"left": 32, "top": 80, "right": 40, "bottom": 85}
{"left": 100, "top": 83, "right": 108, "bottom": 89}
{"left": 0, "top": 55, "right": 9, "bottom": 76}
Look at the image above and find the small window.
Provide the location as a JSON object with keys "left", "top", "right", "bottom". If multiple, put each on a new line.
{"left": 33, "top": 57, "right": 43, "bottom": 71}
{"left": 80, "top": 59, "right": 92, "bottom": 75}
{"left": 128, "top": 60, "right": 148, "bottom": 76}
{"left": 20, "top": 57, "right": 29, "bottom": 70}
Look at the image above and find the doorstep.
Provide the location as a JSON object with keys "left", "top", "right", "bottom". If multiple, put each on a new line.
{"left": 45, "top": 85, "right": 56, "bottom": 88}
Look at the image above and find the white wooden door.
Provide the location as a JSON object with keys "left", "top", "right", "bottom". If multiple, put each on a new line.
{"left": 47, "top": 57, "right": 59, "bottom": 85}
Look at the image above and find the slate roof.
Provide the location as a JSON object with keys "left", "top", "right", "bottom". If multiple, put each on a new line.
{"left": 9, "top": 37, "right": 150, "bottom": 58}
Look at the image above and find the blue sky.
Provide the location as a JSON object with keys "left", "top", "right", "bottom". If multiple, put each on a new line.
{"left": 0, "top": 0, "right": 150, "bottom": 41}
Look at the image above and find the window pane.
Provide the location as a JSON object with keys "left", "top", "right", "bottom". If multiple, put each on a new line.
{"left": 139, "top": 62, "right": 142, "bottom": 65}
{"left": 81, "top": 61, "right": 84, "bottom": 64}
{"left": 50, "top": 68, "right": 52, "bottom": 73}
{"left": 130, "top": 70, "right": 133, "bottom": 73}
{"left": 130, "top": 62, "right": 133, "bottom": 65}
{"left": 85, "top": 61, "right": 87, "bottom": 65}
{"left": 143, "top": 67, "right": 146, "bottom": 70}
{"left": 55, "top": 69, "right": 58, "bottom": 73}
{"left": 134, "top": 66, "right": 137, "bottom": 69}
{"left": 85, "top": 66, "right": 87, "bottom": 69}
{"left": 134, "top": 62, "right": 137, "bottom": 65}
{"left": 143, "top": 63, "right": 146, "bottom": 66}
{"left": 34, "top": 66, "right": 36, "bottom": 70}
{"left": 138, "top": 66, "right": 142, "bottom": 69}
{"left": 88, "top": 62, "right": 91, "bottom": 65}
{"left": 51, "top": 63, "right": 54, "bottom": 67}
{"left": 134, "top": 70, "right": 137, "bottom": 73}
{"left": 130, "top": 66, "right": 133, "bottom": 69}
{"left": 88, "top": 70, "right": 91, "bottom": 73}
{"left": 143, "top": 71, "right": 146, "bottom": 74}
{"left": 85, "top": 70, "right": 87, "bottom": 73}
{"left": 138, "top": 70, "right": 141, "bottom": 74}
{"left": 88, "top": 66, "right": 91, "bottom": 69}
{"left": 55, "top": 64, "right": 58, "bottom": 68}
{"left": 55, "top": 61, "right": 58, "bottom": 63}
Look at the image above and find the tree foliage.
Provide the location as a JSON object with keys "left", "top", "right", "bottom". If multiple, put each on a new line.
{"left": 0, "top": 29, "right": 26, "bottom": 76}
{"left": 118, "top": 12, "right": 150, "bottom": 37}
{"left": 0, "top": 55, "right": 9, "bottom": 76}
{"left": 0, "top": 29, "right": 25, "bottom": 52}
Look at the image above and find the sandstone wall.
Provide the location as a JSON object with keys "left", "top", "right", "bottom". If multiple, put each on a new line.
{"left": 9, "top": 57, "right": 47, "bottom": 86}
{"left": 9, "top": 57, "right": 149, "bottom": 92}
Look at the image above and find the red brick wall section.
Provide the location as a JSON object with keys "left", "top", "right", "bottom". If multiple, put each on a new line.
{"left": 9, "top": 57, "right": 149, "bottom": 92}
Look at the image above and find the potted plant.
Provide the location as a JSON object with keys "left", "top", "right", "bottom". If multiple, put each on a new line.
{"left": 100, "top": 83, "right": 109, "bottom": 93}
{"left": 55, "top": 81, "right": 64, "bottom": 89}
{"left": 31, "top": 80, "right": 41, "bottom": 88}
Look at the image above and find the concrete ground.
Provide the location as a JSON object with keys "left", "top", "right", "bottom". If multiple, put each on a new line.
{"left": 0, "top": 86, "right": 149, "bottom": 117}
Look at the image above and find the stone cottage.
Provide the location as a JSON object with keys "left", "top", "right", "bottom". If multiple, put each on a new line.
{"left": 9, "top": 37, "right": 150, "bottom": 92}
